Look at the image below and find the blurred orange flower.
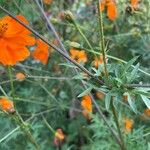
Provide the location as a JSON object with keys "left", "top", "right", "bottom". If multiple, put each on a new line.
{"left": 32, "top": 39, "right": 49, "bottom": 65}
{"left": 140, "top": 108, "right": 150, "bottom": 120}
{"left": 81, "top": 95, "right": 92, "bottom": 119}
{"left": 96, "top": 91, "right": 105, "bottom": 100}
{"left": 70, "top": 48, "right": 87, "bottom": 64}
{"left": 16, "top": 72, "right": 26, "bottom": 81}
{"left": 124, "top": 118, "right": 134, "bottom": 133}
{"left": 0, "top": 97, "right": 15, "bottom": 113}
{"left": 130, "top": 0, "right": 139, "bottom": 9}
{"left": 107, "top": 1, "right": 117, "bottom": 21}
{"left": 0, "top": 15, "right": 35, "bottom": 65}
{"left": 100, "top": 0, "right": 117, "bottom": 21}
{"left": 144, "top": 108, "right": 150, "bottom": 117}
{"left": 93, "top": 55, "right": 104, "bottom": 68}
{"left": 43, "top": 0, "right": 53, "bottom": 4}
{"left": 54, "top": 128, "right": 65, "bottom": 147}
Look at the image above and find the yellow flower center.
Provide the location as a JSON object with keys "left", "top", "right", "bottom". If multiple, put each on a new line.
{"left": 0, "top": 22, "right": 8, "bottom": 36}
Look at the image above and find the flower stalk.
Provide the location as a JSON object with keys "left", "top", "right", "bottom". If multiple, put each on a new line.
{"left": 97, "top": 2, "right": 126, "bottom": 149}
{"left": 64, "top": 11, "right": 97, "bottom": 58}
{"left": 111, "top": 98, "right": 126, "bottom": 150}
{"left": 97, "top": 0, "right": 108, "bottom": 77}
{"left": 7, "top": 66, "right": 39, "bottom": 150}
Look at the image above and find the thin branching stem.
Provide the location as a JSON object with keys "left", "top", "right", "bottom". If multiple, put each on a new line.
{"left": 42, "top": 115, "right": 55, "bottom": 134}
{"left": 96, "top": 2, "right": 126, "bottom": 149}
{"left": 111, "top": 99, "right": 126, "bottom": 150}
{"left": 34, "top": 0, "right": 68, "bottom": 54}
{"left": 7, "top": 66, "right": 40, "bottom": 149}
{"left": 97, "top": 0, "right": 108, "bottom": 77}
{"left": 71, "top": 20, "right": 97, "bottom": 58}
{"left": 8, "top": 66, "right": 15, "bottom": 99}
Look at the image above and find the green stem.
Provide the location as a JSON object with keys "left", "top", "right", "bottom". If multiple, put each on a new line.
{"left": 97, "top": 0, "right": 108, "bottom": 77}
{"left": 111, "top": 99, "right": 126, "bottom": 150}
{"left": 13, "top": 113, "right": 40, "bottom": 150}
{"left": 71, "top": 20, "right": 97, "bottom": 58}
{"left": 8, "top": 66, "right": 15, "bottom": 99}
{"left": 7, "top": 66, "right": 39, "bottom": 149}
{"left": 81, "top": 47, "right": 150, "bottom": 77}
{"left": 42, "top": 115, "right": 55, "bottom": 134}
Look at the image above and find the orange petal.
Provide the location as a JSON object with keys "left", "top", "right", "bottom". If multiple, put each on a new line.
{"left": 43, "top": 0, "right": 53, "bottom": 4}
{"left": 130, "top": 0, "right": 139, "bottom": 9}
{"left": 32, "top": 39, "right": 49, "bottom": 65}
{"left": 0, "top": 40, "right": 30, "bottom": 65}
{"left": 107, "top": 1, "right": 117, "bottom": 21}
{"left": 0, "top": 97, "right": 14, "bottom": 112}
{"left": 81, "top": 95, "right": 92, "bottom": 113}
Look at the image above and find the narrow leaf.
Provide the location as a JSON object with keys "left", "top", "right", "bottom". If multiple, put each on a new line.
{"left": 127, "top": 92, "right": 137, "bottom": 114}
{"left": 78, "top": 87, "right": 92, "bottom": 98}
{"left": 125, "top": 56, "right": 139, "bottom": 71}
{"left": 105, "top": 92, "right": 111, "bottom": 110}
{"left": 128, "top": 63, "right": 139, "bottom": 82}
{"left": 141, "top": 95, "right": 150, "bottom": 109}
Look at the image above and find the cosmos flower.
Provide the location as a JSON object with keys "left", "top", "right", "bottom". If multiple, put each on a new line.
{"left": 0, "top": 15, "right": 35, "bottom": 65}
{"left": 124, "top": 117, "right": 134, "bottom": 133}
{"left": 70, "top": 48, "right": 87, "bottom": 64}
{"left": 81, "top": 95, "right": 92, "bottom": 119}
{"left": 100, "top": 0, "right": 117, "bottom": 21}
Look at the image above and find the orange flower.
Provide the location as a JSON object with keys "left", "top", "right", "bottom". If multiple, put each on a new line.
{"left": 140, "top": 108, "right": 150, "bottom": 120}
{"left": 81, "top": 95, "right": 92, "bottom": 113}
{"left": 16, "top": 72, "right": 26, "bottom": 81}
{"left": 130, "top": 0, "right": 139, "bottom": 9}
{"left": 70, "top": 48, "right": 87, "bottom": 64}
{"left": 124, "top": 118, "right": 134, "bottom": 133}
{"left": 0, "top": 97, "right": 15, "bottom": 113}
{"left": 144, "top": 108, "right": 150, "bottom": 117}
{"left": 54, "top": 128, "right": 65, "bottom": 147}
{"left": 32, "top": 39, "right": 49, "bottom": 65}
{"left": 0, "top": 15, "right": 35, "bottom": 65}
{"left": 81, "top": 95, "right": 92, "bottom": 119}
{"left": 93, "top": 55, "right": 104, "bottom": 68}
{"left": 96, "top": 91, "right": 105, "bottom": 100}
{"left": 107, "top": 0, "right": 117, "bottom": 21}
{"left": 100, "top": 0, "right": 117, "bottom": 21}
{"left": 43, "top": 0, "right": 53, "bottom": 4}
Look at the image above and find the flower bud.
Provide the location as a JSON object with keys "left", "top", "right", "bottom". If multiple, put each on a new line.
{"left": 0, "top": 97, "right": 15, "bottom": 114}
{"left": 16, "top": 72, "right": 26, "bottom": 81}
{"left": 54, "top": 128, "right": 65, "bottom": 147}
{"left": 64, "top": 11, "right": 75, "bottom": 23}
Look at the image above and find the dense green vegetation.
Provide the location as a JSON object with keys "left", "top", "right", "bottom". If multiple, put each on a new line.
{"left": 0, "top": 0, "right": 150, "bottom": 150}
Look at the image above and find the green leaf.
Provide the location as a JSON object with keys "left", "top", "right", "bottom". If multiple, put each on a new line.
{"left": 141, "top": 95, "right": 150, "bottom": 109}
{"left": 78, "top": 87, "right": 92, "bottom": 98}
{"left": 124, "top": 56, "right": 139, "bottom": 71}
{"left": 105, "top": 92, "right": 111, "bottom": 110}
{"left": 127, "top": 92, "right": 137, "bottom": 114}
{"left": 59, "top": 63, "right": 78, "bottom": 68}
{"left": 73, "top": 74, "right": 86, "bottom": 80}
{"left": 128, "top": 63, "right": 139, "bottom": 83}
